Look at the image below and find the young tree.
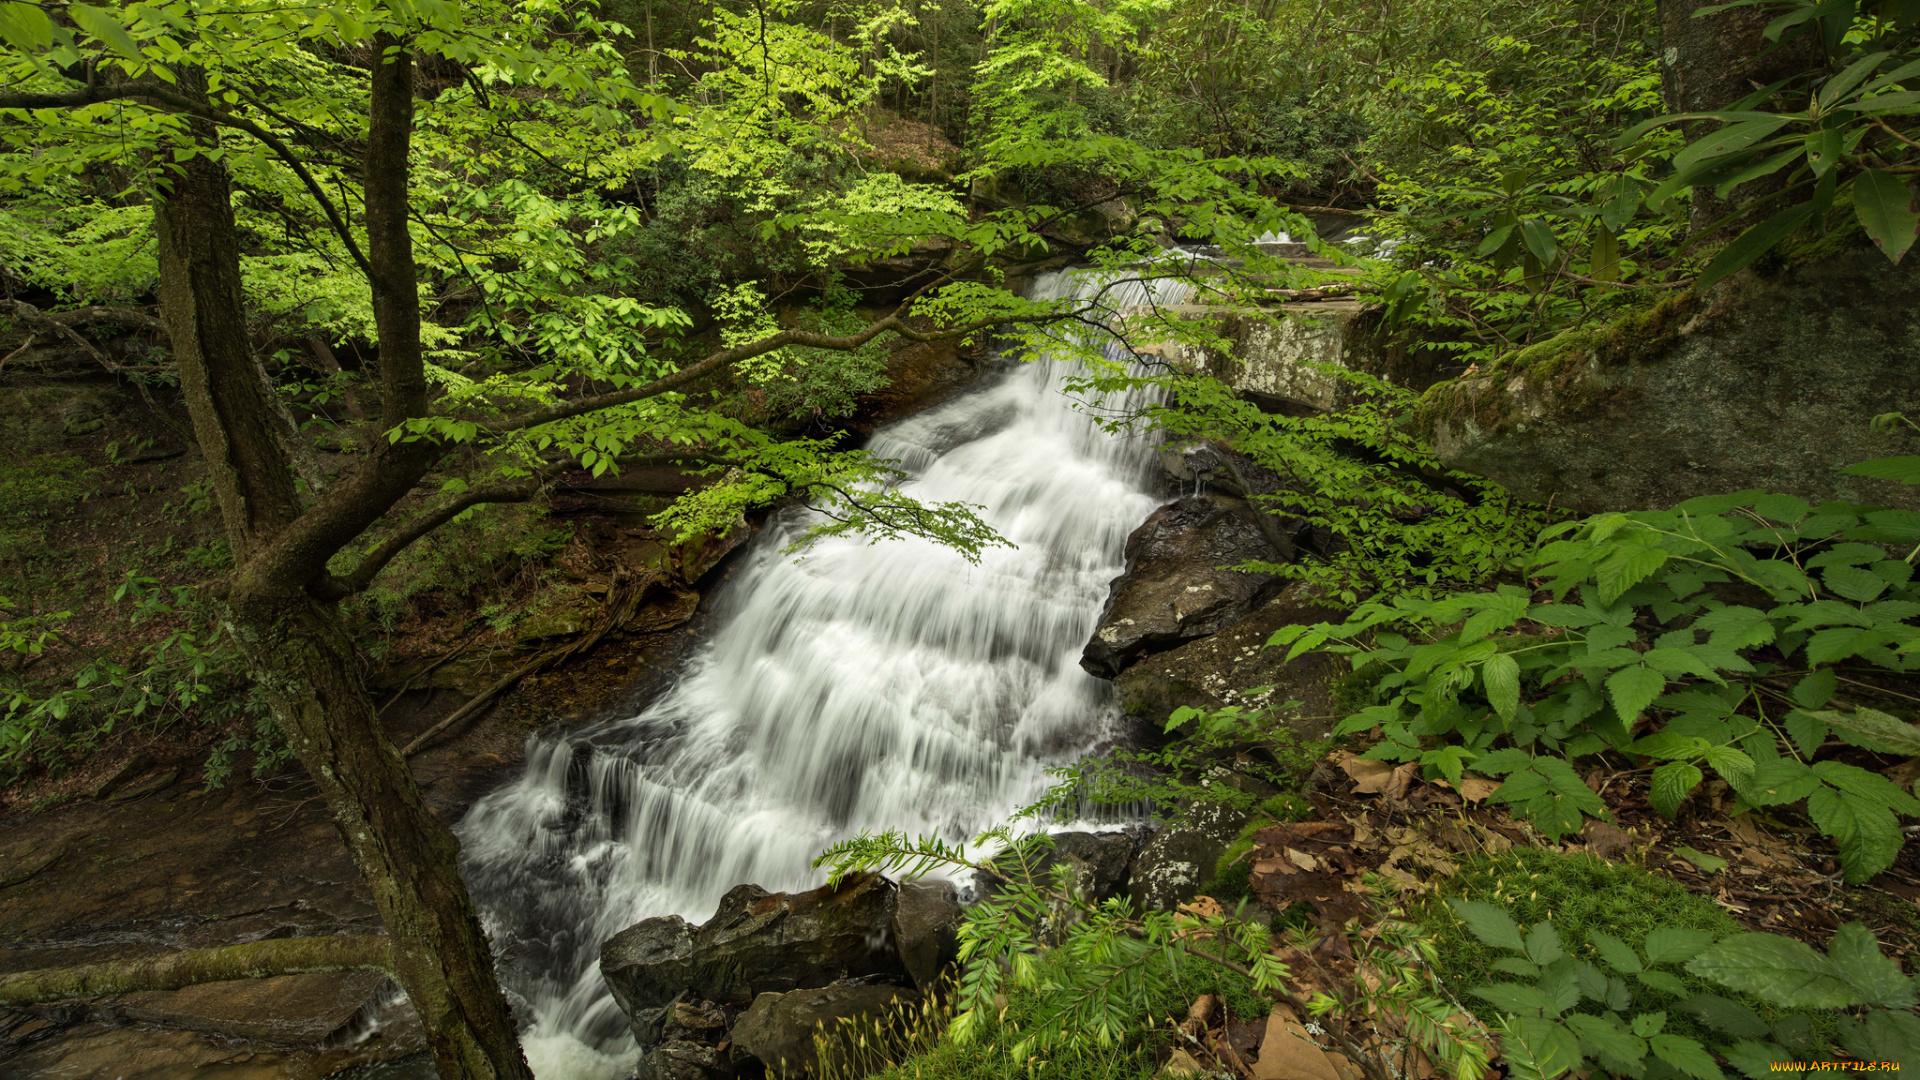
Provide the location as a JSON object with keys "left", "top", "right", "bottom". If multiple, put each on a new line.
{"left": 0, "top": 1, "right": 1287, "bottom": 1074}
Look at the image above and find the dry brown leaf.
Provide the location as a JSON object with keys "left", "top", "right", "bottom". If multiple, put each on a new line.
{"left": 1161, "top": 1049, "right": 1208, "bottom": 1077}
{"left": 1180, "top": 897, "right": 1226, "bottom": 919}
{"left": 1583, "top": 821, "right": 1634, "bottom": 860}
{"left": 1252, "top": 1006, "right": 1345, "bottom": 1080}
{"left": 1458, "top": 777, "right": 1501, "bottom": 803}
{"left": 1332, "top": 752, "right": 1417, "bottom": 799}
{"left": 1286, "top": 848, "right": 1320, "bottom": 872}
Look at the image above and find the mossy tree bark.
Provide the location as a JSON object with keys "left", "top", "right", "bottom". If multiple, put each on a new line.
{"left": 0, "top": 937, "right": 394, "bottom": 1007}
{"left": 148, "top": 45, "right": 533, "bottom": 1080}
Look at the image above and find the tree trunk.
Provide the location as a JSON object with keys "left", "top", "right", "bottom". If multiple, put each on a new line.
{"left": 150, "top": 59, "right": 534, "bottom": 1080}
{"left": 1657, "top": 0, "right": 1824, "bottom": 236}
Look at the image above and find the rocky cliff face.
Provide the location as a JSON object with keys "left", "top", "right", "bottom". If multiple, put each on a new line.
{"left": 1416, "top": 246, "right": 1920, "bottom": 514}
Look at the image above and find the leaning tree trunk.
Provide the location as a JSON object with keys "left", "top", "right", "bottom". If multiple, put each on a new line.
{"left": 1657, "top": 0, "right": 1825, "bottom": 236}
{"left": 150, "top": 64, "right": 534, "bottom": 1080}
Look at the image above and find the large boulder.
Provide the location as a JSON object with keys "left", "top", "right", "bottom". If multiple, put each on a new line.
{"left": 729, "top": 978, "right": 922, "bottom": 1078}
{"left": 1416, "top": 246, "right": 1920, "bottom": 514}
{"left": 1127, "top": 801, "right": 1256, "bottom": 912}
{"left": 601, "top": 873, "right": 907, "bottom": 1046}
{"left": 1113, "top": 582, "right": 1349, "bottom": 738}
{"left": 891, "top": 880, "right": 964, "bottom": 991}
{"left": 1081, "top": 495, "right": 1286, "bottom": 677}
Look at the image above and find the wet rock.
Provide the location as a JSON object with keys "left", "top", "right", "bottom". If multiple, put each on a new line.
{"left": 1081, "top": 495, "right": 1285, "bottom": 677}
{"left": 677, "top": 516, "right": 749, "bottom": 584}
{"left": 1045, "top": 831, "right": 1138, "bottom": 901}
{"left": 1113, "top": 582, "right": 1349, "bottom": 737}
{"left": 1127, "top": 801, "right": 1256, "bottom": 912}
{"left": 113, "top": 970, "right": 391, "bottom": 1045}
{"left": 729, "top": 979, "right": 921, "bottom": 1078}
{"left": 1417, "top": 246, "right": 1920, "bottom": 514}
{"left": 639, "top": 1039, "right": 735, "bottom": 1080}
{"left": 106, "top": 766, "right": 179, "bottom": 803}
{"left": 891, "top": 880, "right": 963, "bottom": 991}
{"left": 601, "top": 874, "right": 906, "bottom": 1045}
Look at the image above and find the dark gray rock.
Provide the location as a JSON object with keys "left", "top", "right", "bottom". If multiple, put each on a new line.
{"left": 1418, "top": 245, "right": 1920, "bottom": 514}
{"left": 1126, "top": 802, "right": 1255, "bottom": 912}
{"left": 891, "top": 880, "right": 963, "bottom": 991}
{"left": 729, "top": 980, "right": 922, "bottom": 1078}
{"left": 1046, "top": 831, "right": 1137, "bottom": 901}
{"left": 1113, "top": 581, "right": 1349, "bottom": 738}
{"left": 601, "top": 874, "right": 906, "bottom": 1046}
{"left": 1081, "top": 495, "right": 1286, "bottom": 677}
{"left": 637, "top": 1039, "right": 734, "bottom": 1080}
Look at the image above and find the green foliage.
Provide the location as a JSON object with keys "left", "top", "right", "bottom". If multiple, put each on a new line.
{"left": 347, "top": 503, "right": 573, "bottom": 632}
{"left": 1613, "top": 1, "right": 1920, "bottom": 284}
{"left": 1275, "top": 486, "right": 1920, "bottom": 881}
{"left": 816, "top": 828, "right": 1489, "bottom": 1080}
{"left": 0, "top": 453, "right": 98, "bottom": 562}
{"left": 1444, "top": 892, "right": 1918, "bottom": 1079}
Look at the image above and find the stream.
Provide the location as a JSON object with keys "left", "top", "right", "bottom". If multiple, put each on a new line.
{"left": 454, "top": 267, "right": 1190, "bottom": 1079}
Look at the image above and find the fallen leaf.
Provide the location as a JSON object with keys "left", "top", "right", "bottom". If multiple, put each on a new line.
{"left": 1332, "top": 752, "right": 1417, "bottom": 799}
{"left": 1179, "top": 896, "right": 1225, "bottom": 918}
{"left": 1286, "top": 848, "right": 1320, "bottom": 872}
{"left": 1582, "top": 821, "right": 1634, "bottom": 859}
{"left": 1458, "top": 777, "right": 1501, "bottom": 803}
{"left": 1161, "top": 1049, "right": 1207, "bottom": 1077}
{"left": 1252, "top": 1005, "right": 1344, "bottom": 1080}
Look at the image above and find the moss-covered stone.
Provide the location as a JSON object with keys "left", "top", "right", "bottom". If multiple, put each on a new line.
{"left": 1414, "top": 244, "right": 1920, "bottom": 513}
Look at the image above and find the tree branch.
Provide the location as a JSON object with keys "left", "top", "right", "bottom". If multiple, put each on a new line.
{"left": 0, "top": 935, "right": 393, "bottom": 1007}
{"left": 0, "top": 83, "right": 371, "bottom": 279}
{"left": 317, "top": 479, "right": 546, "bottom": 601}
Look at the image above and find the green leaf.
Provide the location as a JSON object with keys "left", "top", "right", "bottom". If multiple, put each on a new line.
{"left": 1650, "top": 761, "right": 1704, "bottom": 819}
{"left": 1526, "top": 920, "right": 1568, "bottom": 966}
{"left": 1808, "top": 706, "right": 1920, "bottom": 756}
{"left": 1632, "top": 1012, "right": 1668, "bottom": 1037}
{"left": 1450, "top": 899, "right": 1528, "bottom": 952}
{"left": 1608, "top": 666, "right": 1667, "bottom": 725}
{"left": 1790, "top": 668, "right": 1837, "bottom": 710}
{"left": 1649, "top": 1033, "right": 1724, "bottom": 1080}
{"left": 1483, "top": 652, "right": 1521, "bottom": 720}
{"left": 1588, "top": 931, "right": 1644, "bottom": 974}
{"left": 1686, "top": 933, "right": 1861, "bottom": 1007}
{"left": 1474, "top": 982, "right": 1561, "bottom": 1017}
{"left": 1854, "top": 170, "right": 1920, "bottom": 265}
{"left": 1672, "top": 116, "right": 1795, "bottom": 174}
{"left": 1501, "top": 1016, "right": 1586, "bottom": 1080}
{"left": 1598, "top": 547, "right": 1669, "bottom": 604}
{"left": 0, "top": 2, "right": 55, "bottom": 49}
{"left": 69, "top": 3, "right": 143, "bottom": 60}
{"left": 1696, "top": 202, "right": 1816, "bottom": 292}
{"left": 1745, "top": 758, "right": 1822, "bottom": 805}
{"left": 1845, "top": 454, "right": 1920, "bottom": 484}
{"left": 1521, "top": 218, "right": 1561, "bottom": 267}
{"left": 1644, "top": 927, "right": 1716, "bottom": 965}
{"left": 1674, "top": 845, "right": 1729, "bottom": 873}
{"left": 1679, "top": 994, "right": 1770, "bottom": 1040}
{"left": 1826, "top": 564, "right": 1892, "bottom": 602}
{"left": 1565, "top": 1013, "right": 1649, "bottom": 1073}
{"left": 1637, "top": 970, "right": 1692, "bottom": 997}
{"left": 1826, "top": 922, "right": 1916, "bottom": 1008}
{"left": 1807, "top": 783, "right": 1906, "bottom": 883}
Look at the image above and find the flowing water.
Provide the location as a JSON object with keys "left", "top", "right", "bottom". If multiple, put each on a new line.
{"left": 455, "top": 267, "right": 1190, "bottom": 1079}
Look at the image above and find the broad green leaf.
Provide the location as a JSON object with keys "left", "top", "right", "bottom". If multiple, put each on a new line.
{"left": 1501, "top": 1016, "right": 1586, "bottom": 1080}
{"left": 1638, "top": 969, "right": 1691, "bottom": 996}
{"left": 1450, "top": 899, "right": 1528, "bottom": 952}
{"left": 1649, "top": 760, "right": 1703, "bottom": 819}
{"left": 1845, "top": 454, "right": 1920, "bottom": 484}
{"left": 1854, "top": 170, "right": 1920, "bottom": 265}
{"left": 1588, "top": 931, "right": 1644, "bottom": 974}
{"left": 1673, "top": 116, "right": 1795, "bottom": 174}
{"left": 1597, "top": 546, "right": 1668, "bottom": 604}
{"left": 1607, "top": 666, "right": 1667, "bottom": 724}
{"left": 1687, "top": 933, "right": 1860, "bottom": 1007}
{"left": 1808, "top": 783, "right": 1906, "bottom": 883}
{"left": 1744, "top": 758, "right": 1822, "bottom": 805}
{"left": 1679, "top": 994, "right": 1770, "bottom": 1040}
{"left": 1808, "top": 706, "right": 1920, "bottom": 756}
{"left": 1483, "top": 652, "right": 1521, "bottom": 719}
{"left": 1632, "top": 1012, "right": 1667, "bottom": 1037}
{"left": 1565, "top": 1013, "right": 1648, "bottom": 1073}
{"left": 1825, "top": 564, "right": 1891, "bottom": 602}
{"left": 1819, "top": 51, "right": 1892, "bottom": 109}
{"left": 1825, "top": 921, "right": 1916, "bottom": 1008}
{"left": 1649, "top": 1033, "right": 1724, "bottom": 1080}
{"left": 0, "top": 2, "right": 55, "bottom": 49}
{"left": 1526, "top": 920, "right": 1567, "bottom": 966}
{"left": 69, "top": 3, "right": 144, "bottom": 60}
{"left": 1473, "top": 982, "right": 1560, "bottom": 1017}
{"left": 1696, "top": 202, "right": 1816, "bottom": 292}
{"left": 1521, "top": 218, "right": 1561, "bottom": 267}
{"left": 1644, "top": 927, "right": 1717, "bottom": 965}
{"left": 1790, "top": 668, "right": 1837, "bottom": 709}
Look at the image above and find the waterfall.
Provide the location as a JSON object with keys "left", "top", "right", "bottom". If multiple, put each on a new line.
{"left": 455, "top": 266, "right": 1190, "bottom": 1079}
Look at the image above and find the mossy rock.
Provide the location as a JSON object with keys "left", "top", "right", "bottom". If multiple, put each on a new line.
{"left": 1414, "top": 244, "right": 1920, "bottom": 514}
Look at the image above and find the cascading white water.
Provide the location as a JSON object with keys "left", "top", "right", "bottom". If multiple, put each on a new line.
{"left": 456, "top": 267, "right": 1189, "bottom": 1079}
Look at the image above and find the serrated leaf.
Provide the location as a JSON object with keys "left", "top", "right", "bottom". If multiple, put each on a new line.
{"left": 1686, "top": 933, "right": 1860, "bottom": 1007}
{"left": 1565, "top": 1013, "right": 1649, "bottom": 1073}
{"left": 1808, "top": 706, "right": 1920, "bottom": 756}
{"left": 1808, "top": 784, "right": 1905, "bottom": 884}
{"left": 1588, "top": 930, "right": 1644, "bottom": 974}
{"left": 1679, "top": 994, "right": 1770, "bottom": 1040}
{"left": 1847, "top": 455, "right": 1920, "bottom": 484}
{"left": 1527, "top": 920, "right": 1568, "bottom": 966}
{"left": 1484, "top": 652, "right": 1521, "bottom": 719}
{"left": 1632, "top": 1011, "right": 1668, "bottom": 1037}
{"left": 1825, "top": 564, "right": 1891, "bottom": 602}
{"left": 1790, "top": 668, "right": 1837, "bottom": 710}
{"left": 1650, "top": 760, "right": 1704, "bottom": 819}
{"left": 1473, "top": 982, "right": 1560, "bottom": 1017}
{"left": 1744, "top": 758, "right": 1822, "bottom": 805}
{"left": 1649, "top": 1033, "right": 1724, "bottom": 1080}
{"left": 1608, "top": 666, "right": 1667, "bottom": 725}
{"left": 1854, "top": 170, "right": 1920, "bottom": 265}
{"left": 1638, "top": 969, "right": 1692, "bottom": 996}
{"left": 1493, "top": 956, "right": 1545, "bottom": 979}
{"left": 1450, "top": 899, "right": 1528, "bottom": 952}
{"left": 1826, "top": 921, "right": 1915, "bottom": 1008}
{"left": 1598, "top": 547, "right": 1669, "bottom": 604}
{"left": 1501, "top": 1016, "right": 1586, "bottom": 1080}
{"left": 1723, "top": 1039, "right": 1796, "bottom": 1080}
{"left": 1644, "top": 927, "right": 1717, "bottom": 965}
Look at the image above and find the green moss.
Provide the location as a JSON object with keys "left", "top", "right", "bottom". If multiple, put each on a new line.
{"left": 0, "top": 453, "right": 100, "bottom": 564}
{"left": 1414, "top": 291, "right": 1701, "bottom": 438}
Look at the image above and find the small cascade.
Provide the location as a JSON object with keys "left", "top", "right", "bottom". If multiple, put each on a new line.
{"left": 456, "top": 267, "right": 1190, "bottom": 1079}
